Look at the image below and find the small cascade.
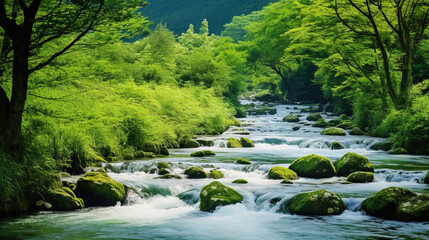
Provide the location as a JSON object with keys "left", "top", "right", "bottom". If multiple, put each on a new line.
{"left": 343, "top": 198, "right": 364, "bottom": 212}
{"left": 375, "top": 169, "right": 427, "bottom": 183}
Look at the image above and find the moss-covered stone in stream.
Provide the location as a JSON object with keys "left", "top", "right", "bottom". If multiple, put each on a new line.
{"left": 190, "top": 150, "right": 216, "bottom": 157}
{"left": 227, "top": 138, "right": 243, "bottom": 148}
{"left": 281, "top": 179, "right": 293, "bottom": 184}
{"left": 289, "top": 154, "right": 336, "bottom": 178}
{"left": 199, "top": 181, "right": 243, "bottom": 212}
{"left": 292, "top": 126, "right": 300, "bottom": 131}
{"left": 331, "top": 142, "right": 345, "bottom": 150}
{"left": 389, "top": 148, "right": 408, "bottom": 154}
{"left": 157, "top": 162, "right": 170, "bottom": 170}
{"left": 232, "top": 179, "right": 248, "bottom": 184}
{"left": 158, "top": 168, "right": 170, "bottom": 175}
{"left": 361, "top": 187, "right": 429, "bottom": 221}
{"left": 209, "top": 170, "right": 224, "bottom": 179}
{"left": 267, "top": 166, "right": 298, "bottom": 180}
{"left": 336, "top": 120, "right": 354, "bottom": 129}
{"left": 240, "top": 137, "right": 255, "bottom": 148}
{"left": 184, "top": 166, "right": 208, "bottom": 179}
{"left": 334, "top": 152, "right": 374, "bottom": 177}
{"left": 424, "top": 171, "right": 429, "bottom": 184}
{"left": 196, "top": 140, "right": 215, "bottom": 147}
{"left": 346, "top": 171, "right": 374, "bottom": 183}
{"left": 312, "top": 119, "right": 329, "bottom": 128}
{"left": 235, "top": 158, "right": 251, "bottom": 165}
{"left": 43, "top": 187, "right": 84, "bottom": 211}
{"left": 283, "top": 113, "right": 300, "bottom": 122}
{"left": 339, "top": 114, "right": 349, "bottom": 121}
{"left": 370, "top": 141, "right": 392, "bottom": 151}
{"left": 321, "top": 127, "right": 346, "bottom": 136}
{"left": 283, "top": 190, "right": 346, "bottom": 215}
{"left": 182, "top": 140, "right": 200, "bottom": 148}
{"left": 158, "top": 174, "right": 182, "bottom": 179}
{"left": 160, "top": 146, "right": 170, "bottom": 156}
{"left": 350, "top": 127, "right": 365, "bottom": 135}
{"left": 306, "top": 113, "right": 323, "bottom": 121}
{"left": 75, "top": 170, "right": 126, "bottom": 207}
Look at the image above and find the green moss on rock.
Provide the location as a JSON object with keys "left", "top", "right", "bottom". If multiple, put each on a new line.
{"left": 334, "top": 152, "right": 374, "bottom": 177}
{"left": 190, "top": 150, "right": 216, "bottom": 157}
{"left": 283, "top": 114, "right": 300, "bottom": 122}
{"left": 227, "top": 138, "right": 243, "bottom": 148}
{"left": 75, "top": 171, "right": 126, "bottom": 207}
{"left": 283, "top": 190, "right": 346, "bottom": 215}
{"left": 240, "top": 137, "right": 255, "bottom": 148}
{"left": 157, "top": 162, "right": 170, "bottom": 170}
{"left": 339, "top": 114, "right": 349, "bottom": 121}
{"left": 346, "top": 171, "right": 374, "bottom": 183}
{"left": 361, "top": 187, "right": 429, "bottom": 221}
{"left": 289, "top": 154, "right": 336, "bottom": 178}
{"left": 350, "top": 127, "right": 365, "bottom": 135}
{"left": 331, "top": 142, "right": 345, "bottom": 150}
{"left": 196, "top": 140, "right": 215, "bottom": 147}
{"left": 199, "top": 181, "right": 243, "bottom": 212}
{"left": 337, "top": 120, "right": 354, "bottom": 129}
{"left": 183, "top": 140, "right": 200, "bottom": 148}
{"left": 267, "top": 166, "right": 298, "bottom": 180}
{"left": 389, "top": 148, "right": 408, "bottom": 154}
{"left": 312, "top": 119, "right": 329, "bottom": 128}
{"left": 232, "top": 179, "right": 248, "bottom": 184}
{"left": 184, "top": 166, "right": 208, "bottom": 179}
{"left": 209, "top": 170, "right": 224, "bottom": 179}
{"left": 281, "top": 179, "right": 293, "bottom": 184}
{"left": 306, "top": 113, "right": 323, "bottom": 121}
{"left": 44, "top": 187, "right": 84, "bottom": 211}
{"left": 160, "top": 146, "right": 170, "bottom": 156}
{"left": 235, "top": 158, "right": 251, "bottom": 165}
{"left": 158, "top": 174, "right": 182, "bottom": 179}
{"left": 370, "top": 142, "right": 392, "bottom": 151}
{"left": 321, "top": 127, "right": 346, "bottom": 136}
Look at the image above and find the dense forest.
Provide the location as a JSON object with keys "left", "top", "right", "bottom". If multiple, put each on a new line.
{"left": 0, "top": 0, "right": 428, "bottom": 222}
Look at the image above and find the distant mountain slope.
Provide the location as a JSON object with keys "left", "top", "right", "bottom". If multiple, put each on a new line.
{"left": 140, "top": 0, "right": 275, "bottom": 35}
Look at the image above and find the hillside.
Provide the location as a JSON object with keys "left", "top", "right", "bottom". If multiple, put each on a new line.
{"left": 140, "top": 0, "right": 275, "bottom": 35}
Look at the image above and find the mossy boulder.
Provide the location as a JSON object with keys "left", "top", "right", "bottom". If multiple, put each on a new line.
{"left": 281, "top": 179, "right": 293, "bottom": 184}
{"left": 339, "top": 114, "right": 349, "bottom": 121}
{"left": 44, "top": 187, "right": 84, "bottom": 211}
{"left": 337, "top": 120, "right": 354, "bottom": 129}
{"left": 370, "top": 142, "right": 392, "bottom": 151}
{"left": 306, "top": 113, "right": 323, "bottom": 121}
{"left": 75, "top": 171, "right": 126, "bottom": 207}
{"left": 190, "top": 150, "right": 216, "bottom": 157}
{"left": 160, "top": 146, "right": 170, "bottom": 156}
{"left": 331, "top": 142, "right": 345, "bottom": 150}
{"left": 227, "top": 138, "right": 243, "bottom": 148}
{"left": 283, "top": 114, "right": 300, "bottom": 122}
{"left": 321, "top": 127, "right": 346, "bottom": 136}
{"left": 389, "top": 148, "right": 408, "bottom": 154}
{"left": 346, "top": 171, "right": 374, "bottom": 183}
{"left": 158, "top": 174, "right": 182, "bottom": 179}
{"left": 240, "top": 137, "right": 255, "bottom": 148}
{"left": 289, "top": 154, "right": 336, "bottom": 178}
{"left": 158, "top": 168, "right": 170, "bottom": 175}
{"left": 350, "top": 127, "right": 365, "bottom": 135}
{"left": 283, "top": 190, "right": 346, "bottom": 216}
{"left": 292, "top": 126, "right": 300, "bottom": 131}
{"left": 235, "top": 158, "right": 251, "bottom": 165}
{"left": 328, "top": 119, "right": 341, "bottom": 125}
{"left": 267, "top": 166, "right": 298, "bottom": 180}
{"left": 157, "top": 162, "right": 170, "bottom": 170}
{"left": 196, "top": 140, "right": 215, "bottom": 147}
{"left": 232, "top": 179, "right": 248, "bottom": 184}
{"left": 182, "top": 140, "right": 200, "bottom": 148}
{"left": 199, "top": 181, "right": 243, "bottom": 212}
{"left": 209, "top": 170, "right": 224, "bottom": 179}
{"left": 334, "top": 152, "right": 374, "bottom": 177}
{"left": 312, "top": 119, "right": 329, "bottom": 128}
{"left": 184, "top": 166, "right": 208, "bottom": 179}
{"left": 424, "top": 171, "right": 429, "bottom": 184}
{"left": 361, "top": 187, "right": 429, "bottom": 221}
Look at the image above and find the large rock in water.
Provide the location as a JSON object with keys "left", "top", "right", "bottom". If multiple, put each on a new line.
{"left": 321, "top": 127, "right": 346, "bottom": 136}
{"left": 190, "top": 150, "right": 216, "bottom": 157}
{"left": 227, "top": 138, "right": 242, "bottom": 148}
{"left": 306, "top": 113, "right": 323, "bottom": 121}
{"left": 199, "top": 181, "right": 243, "bottom": 212}
{"left": 184, "top": 166, "right": 208, "bottom": 179}
{"left": 334, "top": 152, "right": 374, "bottom": 177}
{"left": 283, "top": 190, "right": 346, "bottom": 215}
{"left": 267, "top": 166, "right": 298, "bottom": 180}
{"left": 44, "top": 187, "right": 84, "bottom": 211}
{"left": 240, "top": 137, "right": 255, "bottom": 148}
{"left": 361, "top": 187, "right": 429, "bottom": 222}
{"left": 283, "top": 114, "right": 300, "bottom": 122}
{"left": 75, "top": 170, "right": 126, "bottom": 207}
{"left": 346, "top": 171, "right": 374, "bottom": 183}
{"left": 289, "top": 154, "right": 336, "bottom": 178}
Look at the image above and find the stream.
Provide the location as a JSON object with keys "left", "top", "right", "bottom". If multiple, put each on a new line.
{"left": 1, "top": 101, "right": 428, "bottom": 239}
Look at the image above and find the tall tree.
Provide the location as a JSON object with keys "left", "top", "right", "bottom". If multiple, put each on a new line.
{"left": 0, "top": 0, "right": 147, "bottom": 157}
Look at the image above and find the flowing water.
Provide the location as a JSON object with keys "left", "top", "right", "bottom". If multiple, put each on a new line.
{"left": 1, "top": 101, "right": 428, "bottom": 239}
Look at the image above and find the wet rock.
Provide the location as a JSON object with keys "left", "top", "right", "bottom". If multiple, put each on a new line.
{"left": 184, "top": 166, "right": 208, "bottom": 179}
{"left": 158, "top": 174, "right": 182, "bottom": 179}
{"left": 240, "top": 137, "right": 255, "bottom": 148}
{"left": 75, "top": 170, "right": 126, "bottom": 207}
{"left": 235, "top": 158, "right": 251, "bottom": 165}
{"left": 361, "top": 187, "right": 429, "bottom": 222}
{"left": 321, "top": 127, "right": 346, "bottom": 136}
{"left": 334, "top": 152, "right": 374, "bottom": 177}
{"left": 232, "top": 179, "right": 248, "bottom": 184}
{"left": 160, "top": 146, "right": 170, "bottom": 156}
{"left": 281, "top": 179, "right": 293, "bottom": 184}
{"left": 312, "top": 119, "right": 329, "bottom": 128}
{"left": 158, "top": 168, "right": 170, "bottom": 175}
{"left": 350, "top": 127, "right": 365, "bottom": 135}
{"left": 209, "top": 170, "right": 224, "bottom": 179}
{"left": 182, "top": 140, "right": 200, "bottom": 148}
{"left": 283, "top": 114, "right": 300, "bottom": 122}
{"left": 44, "top": 187, "right": 84, "bottom": 211}
{"left": 199, "top": 181, "right": 243, "bottom": 212}
{"left": 389, "top": 148, "right": 408, "bottom": 154}
{"left": 196, "top": 140, "right": 215, "bottom": 147}
{"left": 267, "top": 166, "right": 298, "bottom": 180}
{"left": 339, "top": 114, "right": 349, "bottom": 121}
{"left": 283, "top": 190, "right": 346, "bottom": 215}
{"left": 157, "top": 162, "right": 170, "bottom": 170}
{"left": 227, "top": 138, "right": 243, "bottom": 148}
{"left": 289, "top": 154, "right": 336, "bottom": 178}
{"left": 306, "top": 113, "right": 323, "bottom": 121}
{"left": 346, "top": 171, "right": 374, "bottom": 183}
{"left": 190, "top": 150, "right": 216, "bottom": 157}
{"left": 328, "top": 119, "right": 341, "bottom": 125}
{"left": 370, "top": 141, "right": 392, "bottom": 151}
{"left": 337, "top": 120, "right": 354, "bottom": 130}
{"left": 331, "top": 142, "right": 345, "bottom": 150}
{"left": 292, "top": 126, "right": 300, "bottom": 131}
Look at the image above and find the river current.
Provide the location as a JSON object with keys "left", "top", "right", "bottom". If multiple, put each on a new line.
{"left": 1, "top": 101, "right": 428, "bottom": 239}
